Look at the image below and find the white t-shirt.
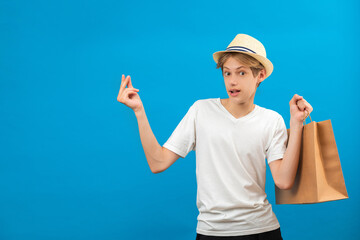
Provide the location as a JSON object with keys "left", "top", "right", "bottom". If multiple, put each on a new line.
{"left": 163, "top": 97, "right": 288, "bottom": 237}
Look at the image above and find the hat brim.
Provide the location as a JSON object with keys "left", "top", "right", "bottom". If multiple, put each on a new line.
{"left": 213, "top": 50, "right": 273, "bottom": 80}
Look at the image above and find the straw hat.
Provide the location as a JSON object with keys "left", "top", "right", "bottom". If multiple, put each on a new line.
{"left": 213, "top": 34, "right": 274, "bottom": 79}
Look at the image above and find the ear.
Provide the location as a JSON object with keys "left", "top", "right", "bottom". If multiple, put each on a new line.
{"left": 258, "top": 68, "right": 266, "bottom": 82}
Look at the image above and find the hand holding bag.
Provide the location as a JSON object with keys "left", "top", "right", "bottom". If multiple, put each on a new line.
{"left": 275, "top": 114, "right": 349, "bottom": 204}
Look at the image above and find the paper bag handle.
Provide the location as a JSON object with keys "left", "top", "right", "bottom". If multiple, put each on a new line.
{"left": 303, "top": 113, "right": 312, "bottom": 125}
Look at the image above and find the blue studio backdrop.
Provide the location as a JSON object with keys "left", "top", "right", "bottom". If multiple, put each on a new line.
{"left": 1, "top": 0, "right": 359, "bottom": 239}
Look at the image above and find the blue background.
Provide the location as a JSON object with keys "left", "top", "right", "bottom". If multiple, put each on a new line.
{"left": 1, "top": 0, "right": 359, "bottom": 239}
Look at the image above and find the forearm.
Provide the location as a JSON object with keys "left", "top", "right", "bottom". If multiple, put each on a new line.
{"left": 278, "top": 120, "right": 303, "bottom": 188}
{"left": 134, "top": 107, "right": 163, "bottom": 173}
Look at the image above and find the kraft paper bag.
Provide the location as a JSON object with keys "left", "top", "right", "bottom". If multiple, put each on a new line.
{"left": 275, "top": 115, "right": 349, "bottom": 204}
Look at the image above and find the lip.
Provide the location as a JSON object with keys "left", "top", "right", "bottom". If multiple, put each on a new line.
{"left": 229, "top": 89, "right": 241, "bottom": 97}
{"left": 229, "top": 89, "right": 240, "bottom": 92}
{"left": 230, "top": 91, "right": 240, "bottom": 97}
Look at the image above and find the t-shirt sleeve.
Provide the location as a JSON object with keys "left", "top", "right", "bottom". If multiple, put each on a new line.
{"left": 162, "top": 101, "right": 197, "bottom": 158}
{"left": 266, "top": 114, "right": 288, "bottom": 164}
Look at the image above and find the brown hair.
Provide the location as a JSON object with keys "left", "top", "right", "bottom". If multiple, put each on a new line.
{"left": 216, "top": 52, "right": 265, "bottom": 87}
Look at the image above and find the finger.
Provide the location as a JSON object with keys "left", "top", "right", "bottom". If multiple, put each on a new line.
{"left": 299, "top": 98, "right": 313, "bottom": 112}
{"left": 128, "top": 75, "right": 134, "bottom": 88}
{"left": 304, "top": 104, "right": 313, "bottom": 114}
{"left": 119, "top": 75, "right": 130, "bottom": 97}
{"left": 125, "top": 88, "right": 140, "bottom": 98}
{"left": 125, "top": 88, "right": 140, "bottom": 96}
{"left": 290, "top": 94, "right": 303, "bottom": 105}
{"left": 298, "top": 97, "right": 314, "bottom": 112}
{"left": 296, "top": 99, "right": 306, "bottom": 111}
{"left": 119, "top": 74, "right": 126, "bottom": 92}
{"left": 118, "top": 75, "right": 125, "bottom": 98}
{"left": 300, "top": 98, "right": 311, "bottom": 107}
{"left": 305, "top": 109, "right": 310, "bottom": 118}
{"left": 128, "top": 88, "right": 139, "bottom": 92}
{"left": 305, "top": 102, "right": 313, "bottom": 113}
{"left": 120, "top": 74, "right": 128, "bottom": 87}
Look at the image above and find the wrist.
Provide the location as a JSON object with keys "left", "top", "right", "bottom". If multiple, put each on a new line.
{"left": 290, "top": 119, "right": 303, "bottom": 130}
{"left": 134, "top": 107, "right": 145, "bottom": 118}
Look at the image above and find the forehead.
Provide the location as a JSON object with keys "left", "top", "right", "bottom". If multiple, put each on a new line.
{"left": 223, "top": 57, "right": 248, "bottom": 69}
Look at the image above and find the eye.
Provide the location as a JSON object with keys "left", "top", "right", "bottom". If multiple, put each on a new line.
{"left": 239, "top": 71, "right": 245, "bottom": 76}
{"left": 224, "top": 72, "right": 230, "bottom": 76}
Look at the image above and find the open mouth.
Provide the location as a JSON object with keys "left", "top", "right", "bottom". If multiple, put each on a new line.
{"left": 230, "top": 90, "right": 240, "bottom": 93}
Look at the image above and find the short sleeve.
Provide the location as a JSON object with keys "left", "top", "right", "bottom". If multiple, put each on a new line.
{"left": 266, "top": 115, "right": 288, "bottom": 164}
{"left": 162, "top": 102, "right": 197, "bottom": 158}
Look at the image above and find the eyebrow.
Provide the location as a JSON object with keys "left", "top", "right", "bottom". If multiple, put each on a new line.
{"left": 223, "top": 66, "right": 245, "bottom": 70}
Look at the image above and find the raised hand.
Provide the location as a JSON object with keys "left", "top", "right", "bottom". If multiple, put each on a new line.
{"left": 289, "top": 94, "right": 314, "bottom": 125}
{"left": 117, "top": 74, "right": 143, "bottom": 113}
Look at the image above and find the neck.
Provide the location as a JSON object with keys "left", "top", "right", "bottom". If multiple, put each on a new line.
{"left": 222, "top": 98, "right": 255, "bottom": 118}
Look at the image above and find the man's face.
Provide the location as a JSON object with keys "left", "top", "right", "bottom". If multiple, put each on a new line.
{"left": 222, "top": 56, "right": 264, "bottom": 104}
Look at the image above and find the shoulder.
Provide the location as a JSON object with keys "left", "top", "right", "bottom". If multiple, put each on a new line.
{"left": 257, "top": 104, "right": 284, "bottom": 121}
{"left": 191, "top": 98, "right": 218, "bottom": 109}
{"left": 256, "top": 105, "right": 286, "bottom": 131}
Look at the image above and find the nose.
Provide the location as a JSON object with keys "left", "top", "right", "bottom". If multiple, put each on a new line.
{"left": 229, "top": 75, "right": 238, "bottom": 85}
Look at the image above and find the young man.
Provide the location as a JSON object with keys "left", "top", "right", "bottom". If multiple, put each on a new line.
{"left": 117, "top": 34, "right": 313, "bottom": 239}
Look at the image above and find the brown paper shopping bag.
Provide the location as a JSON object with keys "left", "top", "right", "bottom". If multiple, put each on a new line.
{"left": 275, "top": 114, "right": 349, "bottom": 204}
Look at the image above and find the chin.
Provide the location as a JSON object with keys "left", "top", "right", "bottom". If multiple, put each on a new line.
{"left": 231, "top": 98, "right": 244, "bottom": 103}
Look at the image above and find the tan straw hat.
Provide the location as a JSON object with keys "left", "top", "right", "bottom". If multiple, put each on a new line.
{"left": 213, "top": 33, "right": 274, "bottom": 79}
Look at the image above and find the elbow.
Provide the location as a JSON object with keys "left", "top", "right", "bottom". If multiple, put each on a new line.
{"left": 151, "top": 148, "right": 166, "bottom": 174}
{"left": 151, "top": 167, "right": 161, "bottom": 174}
{"left": 149, "top": 157, "right": 165, "bottom": 174}
{"left": 275, "top": 180, "right": 294, "bottom": 190}
{"left": 150, "top": 166, "right": 164, "bottom": 174}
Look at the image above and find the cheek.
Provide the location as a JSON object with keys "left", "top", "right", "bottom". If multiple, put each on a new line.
{"left": 243, "top": 81, "right": 257, "bottom": 91}
{"left": 244, "top": 80, "right": 255, "bottom": 87}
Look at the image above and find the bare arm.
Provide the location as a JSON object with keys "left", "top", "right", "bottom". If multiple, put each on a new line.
{"left": 134, "top": 107, "right": 164, "bottom": 173}
{"left": 269, "top": 94, "right": 313, "bottom": 189}
{"left": 135, "top": 109, "right": 180, "bottom": 173}
{"left": 269, "top": 122, "right": 303, "bottom": 189}
{"left": 134, "top": 107, "right": 182, "bottom": 173}
{"left": 118, "top": 74, "right": 181, "bottom": 174}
